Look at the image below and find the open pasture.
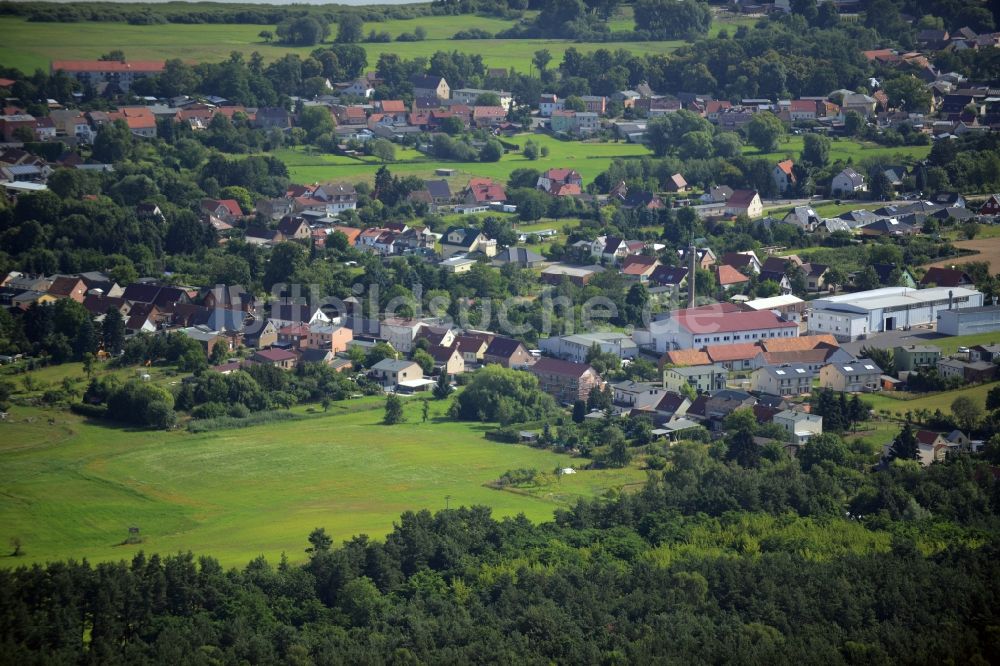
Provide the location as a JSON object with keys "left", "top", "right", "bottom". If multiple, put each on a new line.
{"left": 0, "top": 397, "right": 643, "bottom": 568}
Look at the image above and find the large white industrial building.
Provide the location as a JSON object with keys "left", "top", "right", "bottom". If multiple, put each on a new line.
{"left": 937, "top": 303, "right": 1000, "bottom": 336}
{"left": 808, "top": 287, "right": 984, "bottom": 341}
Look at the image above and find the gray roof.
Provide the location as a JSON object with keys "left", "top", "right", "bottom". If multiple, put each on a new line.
{"left": 371, "top": 358, "right": 419, "bottom": 372}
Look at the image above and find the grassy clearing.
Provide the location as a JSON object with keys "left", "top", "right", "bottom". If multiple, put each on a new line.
{"left": 0, "top": 16, "right": 686, "bottom": 75}
{"left": 862, "top": 380, "right": 998, "bottom": 416}
{"left": 0, "top": 397, "right": 644, "bottom": 568}
{"left": 742, "top": 135, "right": 932, "bottom": 165}
{"left": 286, "top": 132, "right": 652, "bottom": 186}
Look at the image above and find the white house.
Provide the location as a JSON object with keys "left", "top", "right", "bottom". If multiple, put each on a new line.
{"left": 773, "top": 409, "right": 823, "bottom": 445}
{"left": 831, "top": 167, "right": 866, "bottom": 197}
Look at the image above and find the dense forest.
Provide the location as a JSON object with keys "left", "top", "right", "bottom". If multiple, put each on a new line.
{"left": 2, "top": 444, "right": 1000, "bottom": 663}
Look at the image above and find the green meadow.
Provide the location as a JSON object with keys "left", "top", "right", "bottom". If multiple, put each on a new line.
{"left": 743, "top": 135, "right": 932, "bottom": 165}
{"left": 863, "top": 380, "right": 1000, "bottom": 417}
{"left": 282, "top": 133, "right": 652, "bottom": 186}
{"left": 0, "top": 397, "right": 645, "bottom": 568}
{"left": 0, "top": 15, "right": 686, "bottom": 75}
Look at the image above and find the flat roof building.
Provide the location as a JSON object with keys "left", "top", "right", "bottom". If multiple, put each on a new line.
{"left": 808, "top": 286, "right": 984, "bottom": 341}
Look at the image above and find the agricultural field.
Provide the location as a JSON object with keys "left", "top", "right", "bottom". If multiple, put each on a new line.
{"left": 926, "top": 237, "right": 1000, "bottom": 270}
{"left": 283, "top": 132, "right": 652, "bottom": 186}
{"left": 0, "top": 15, "right": 688, "bottom": 75}
{"left": 742, "top": 135, "right": 932, "bottom": 164}
{"left": 0, "top": 396, "right": 646, "bottom": 568}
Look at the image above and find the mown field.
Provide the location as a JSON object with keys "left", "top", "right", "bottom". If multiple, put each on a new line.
{"left": 282, "top": 132, "right": 652, "bottom": 186}
{"left": 742, "top": 135, "right": 932, "bottom": 165}
{"left": 0, "top": 15, "right": 688, "bottom": 75}
{"left": 863, "top": 380, "right": 1000, "bottom": 417}
{"left": 0, "top": 396, "right": 645, "bottom": 568}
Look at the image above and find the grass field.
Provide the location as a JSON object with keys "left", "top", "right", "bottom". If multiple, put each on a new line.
{"left": 742, "top": 135, "right": 932, "bottom": 165}
{"left": 862, "top": 380, "right": 998, "bottom": 417}
{"left": 0, "top": 16, "right": 687, "bottom": 75}
{"left": 284, "top": 132, "right": 652, "bottom": 186}
{"left": 0, "top": 396, "right": 645, "bottom": 568}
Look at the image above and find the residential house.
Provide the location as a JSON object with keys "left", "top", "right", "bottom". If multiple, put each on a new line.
{"left": 440, "top": 226, "right": 497, "bottom": 259}
{"left": 370, "top": 359, "right": 422, "bottom": 388}
{"left": 410, "top": 75, "right": 449, "bottom": 100}
{"left": 937, "top": 358, "right": 996, "bottom": 383}
{"left": 804, "top": 263, "right": 830, "bottom": 292}
{"left": 483, "top": 336, "right": 532, "bottom": 368}
{"left": 254, "top": 107, "right": 291, "bottom": 130}
{"left": 108, "top": 107, "right": 157, "bottom": 138}
{"left": 772, "top": 159, "right": 796, "bottom": 195}
{"left": 716, "top": 264, "right": 751, "bottom": 292}
{"left": 46, "top": 276, "right": 88, "bottom": 303}
{"left": 612, "top": 380, "right": 665, "bottom": 411}
{"left": 661, "top": 348, "right": 712, "bottom": 368}
{"left": 451, "top": 88, "right": 513, "bottom": 111}
{"left": 428, "top": 345, "right": 465, "bottom": 375}
{"left": 818, "top": 359, "right": 882, "bottom": 392}
{"left": 649, "top": 265, "right": 689, "bottom": 290}
{"left": 529, "top": 358, "right": 603, "bottom": 404}
{"left": 201, "top": 198, "right": 243, "bottom": 225}
{"left": 313, "top": 182, "right": 357, "bottom": 216}
{"left": 621, "top": 255, "right": 661, "bottom": 282}
{"left": 920, "top": 266, "right": 973, "bottom": 288}
{"left": 725, "top": 190, "right": 763, "bottom": 219}
{"left": 378, "top": 318, "right": 425, "bottom": 353}
{"left": 537, "top": 168, "right": 583, "bottom": 196}
{"left": 701, "top": 389, "right": 756, "bottom": 422}
{"left": 306, "top": 323, "right": 352, "bottom": 353}
{"left": 454, "top": 334, "right": 490, "bottom": 365}
{"left": 276, "top": 324, "right": 310, "bottom": 349}
{"left": 915, "top": 430, "right": 949, "bottom": 466}
{"left": 269, "top": 302, "right": 331, "bottom": 328}
{"left": 831, "top": 168, "right": 865, "bottom": 197}
{"left": 620, "top": 189, "right": 665, "bottom": 210}
{"left": 423, "top": 179, "right": 452, "bottom": 205}
{"left": 663, "top": 364, "right": 727, "bottom": 394}
{"left": 773, "top": 409, "right": 823, "bottom": 445}
{"left": 704, "top": 343, "right": 760, "bottom": 372}
{"left": 492, "top": 247, "right": 545, "bottom": 269}
{"left": 720, "top": 251, "right": 761, "bottom": 275}
{"left": 252, "top": 348, "right": 298, "bottom": 370}
{"left": 51, "top": 59, "right": 165, "bottom": 92}
{"left": 893, "top": 344, "right": 941, "bottom": 371}
{"left": 538, "top": 94, "right": 564, "bottom": 117}
{"left": 276, "top": 217, "right": 310, "bottom": 241}
{"left": 664, "top": 173, "right": 688, "bottom": 193}
{"left": 580, "top": 95, "right": 607, "bottom": 114}
{"left": 979, "top": 194, "right": 1000, "bottom": 216}
{"left": 969, "top": 344, "right": 1000, "bottom": 363}
{"left": 464, "top": 178, "right": 506, "bottom": 206}
{"left": 751, "top": 364, "right": 815, "bottom": 396}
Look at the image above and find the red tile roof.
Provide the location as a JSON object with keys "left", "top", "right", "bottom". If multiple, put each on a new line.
{"left": 662, "top": 349, "right": 711, "bottom": 367}
{"left": 673, "top": 307, "right": 797, "bottom": 335}
{"left": 776, "top": 159, "right": 794, "bottom": 176}
{"left": 760, "top": 335, "right": 838, "bottom": 352}
{"left": 705, "top": 343, "right": 760, "bottom": 362}
{"left": 716, "top": 264, "right": 750, "bottom": 286}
